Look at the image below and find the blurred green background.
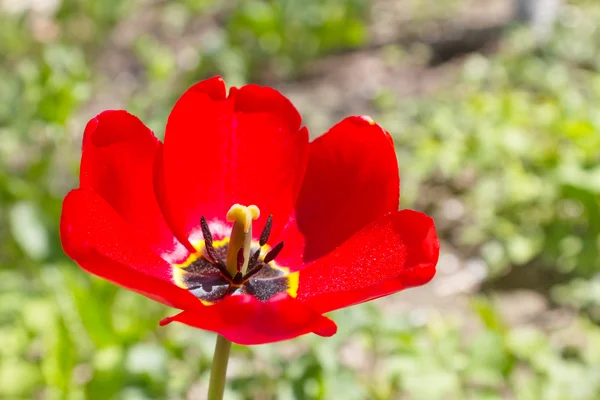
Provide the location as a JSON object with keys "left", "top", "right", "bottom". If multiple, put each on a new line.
{"left": 1, "top": 0, "right": 600, "bottom": 399}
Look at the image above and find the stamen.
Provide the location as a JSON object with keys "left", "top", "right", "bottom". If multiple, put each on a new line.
{"left": 232, "top": 272, "right": 244, "bottom": 285}
{"left": 249, "top": 248, "right": 261, "bottom": 268}
{"left": 259, "top": 215, "right": 273, "bottom": 246}
{"left": 263, "top": 242, "right": 284, "bottom": 264}
{"left": 236, "top": 246, "right": 245, "bottom": 273}
{"left": 200, "top": 216, "right": 230, "bottom": 276}
{"left": 209, "top": 259, "right": 232, "bottom": 279}
{"left": 242, "top": 263, "right": 264, "bottom": 281}
{"left": 200, "top": 216, "right": 213, "bottom": 243}
{"left": 200, "top": 217, "right": 218, "bottom": 260}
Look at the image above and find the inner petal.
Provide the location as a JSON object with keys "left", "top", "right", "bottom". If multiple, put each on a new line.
{"left": 160, "top": 80, "right": 309, "bottom": 247}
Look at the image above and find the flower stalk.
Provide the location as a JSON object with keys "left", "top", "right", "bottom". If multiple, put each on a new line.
{"left": 207, "top": 335, "right": 232, "bottom": 400}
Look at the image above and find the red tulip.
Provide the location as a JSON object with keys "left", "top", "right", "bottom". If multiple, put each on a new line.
{"left": 60, "top": 76, "right": 439, "bottom": 345}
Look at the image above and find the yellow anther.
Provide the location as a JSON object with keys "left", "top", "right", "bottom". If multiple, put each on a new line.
{"left": 226, "top": 204, "right": 260, "bottom": 233}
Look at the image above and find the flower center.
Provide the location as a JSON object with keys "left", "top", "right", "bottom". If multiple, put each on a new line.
{"left": 172, "top": 204, "right": 298, "bottom": 305}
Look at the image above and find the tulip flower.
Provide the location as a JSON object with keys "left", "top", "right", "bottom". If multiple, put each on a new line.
{"left": 60, "top": 76, "right": 439, "bottom": 399}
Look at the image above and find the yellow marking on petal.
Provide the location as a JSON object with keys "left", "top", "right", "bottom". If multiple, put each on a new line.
{"left": 172, "top": 252, "right": 200, "bottom": 269}
{"left": 172, "top": 265, "right": 187, "bottom": 289}
{"left": 286, "top": 271, "right": 299, "bottom": 298}
{"left": 212, "top": 238, "right": 230, "bottom": 248}
{"left": 268, "top": 263, "right": 299, "bottom": 299}
{"left": 172, "top": 239, "right": 202, "bottom": 270}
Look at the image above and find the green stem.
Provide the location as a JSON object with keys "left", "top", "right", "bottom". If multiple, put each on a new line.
{"left": 207, "top": 335, "right": 232, "bottom": 400}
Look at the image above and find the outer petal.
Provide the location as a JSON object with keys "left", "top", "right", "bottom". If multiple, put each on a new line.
{"left": 160, "top": 293, "right": 337, "bottom": 345}
{"left": 60, "top": 188, "right": 200, "bottom": 310}
{"left": 296, "top": 210, "right": 439, "bottom": 314}
{"left": 160, "top": 77, "right": 308, "bottom": 244}
{"left": 80, "top": 110, "right": 188, "bottom": 263}
{"left": 294, "top": 116, "right": 400, "bottom": 263}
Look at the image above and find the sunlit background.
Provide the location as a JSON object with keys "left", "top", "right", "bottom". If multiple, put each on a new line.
{"left": 1, "top": 0, "right": 600, "bottom": 398}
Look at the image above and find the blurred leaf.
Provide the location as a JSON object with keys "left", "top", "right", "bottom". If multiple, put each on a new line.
{"left": 0, "top": 357, "right": 41, "bottom": 397}
{"left": 9, "top": 201, "right": 49, "bottom": 260}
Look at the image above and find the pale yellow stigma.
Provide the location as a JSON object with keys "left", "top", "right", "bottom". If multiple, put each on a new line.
{"left": 225, "top": 204, "right": 260, "bottom": 276}
{"left": 226, "top": 204, "right": 260, "bottom": 233}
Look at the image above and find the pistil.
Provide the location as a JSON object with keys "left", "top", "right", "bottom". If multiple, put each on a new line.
{"left": 225, "top": 204, "right": 259, "bottom": 276}
{"left": 177, "top": 210, "right": 293, "bottom": 303}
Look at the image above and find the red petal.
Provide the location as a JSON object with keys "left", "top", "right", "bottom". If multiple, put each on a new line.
{"left": 295, "top": 116, "right": 400, "bottom": 262}
{"left": 80, "top": 110, "right": 189, "bottom": 263}
{"left": 74, "top": 250, "right": 201, "bottom": 310}
{"left": 296, "top": 210, "right": 439, "bottom": 314}
{"left": 60, "top": 189, "right": 199, "bottom": 310}
{"left": 275, "top": 212, "right": 307, "bottom": 271}
{"left": 82, "top": 109, "right": 155, "bottom": 148}
{"left": 184, "top": 75, "right": 228, "bottom": 101}
{"left": 231, "top": 84, "right": 302, "bottom": 133}
{"left": 160, "top": 293, "right": 337, "bottom": 345}
{"left": 161, "top": 78, "right": 308, "bottom": 243}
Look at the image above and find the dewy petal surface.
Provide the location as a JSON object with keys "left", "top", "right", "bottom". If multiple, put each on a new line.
{"left": 160, "top": 293, "right": 337, "bottom": 345}
{"left": 60, "top": 189, "right": 200, "bottom": 310}
{"left": 296, "top": 210, "right": 439, "bottom": 314}
{"left": 80, "top": 110, "right": 188, "bottom": 263}
{"left": 160, "top": 76, "right": 308, "bottom": 245}
{"left": 294, "top": 116, "right": 400, "bottom": 263}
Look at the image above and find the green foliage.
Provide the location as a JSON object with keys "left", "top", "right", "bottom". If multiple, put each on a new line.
{"left": 3, "top": 268, "right": 599, "bottom": 399}
{"left": 379, "top": 24, "right": 600, "bottom": 280}
{"left": 1, "top": 0, "right": 600, "bottom": 399}
{"left": 223, "top": 0, "right": 368, "bottom": 79}
{"left": 179, "top": 0, "right": 369, "bottom": 84}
